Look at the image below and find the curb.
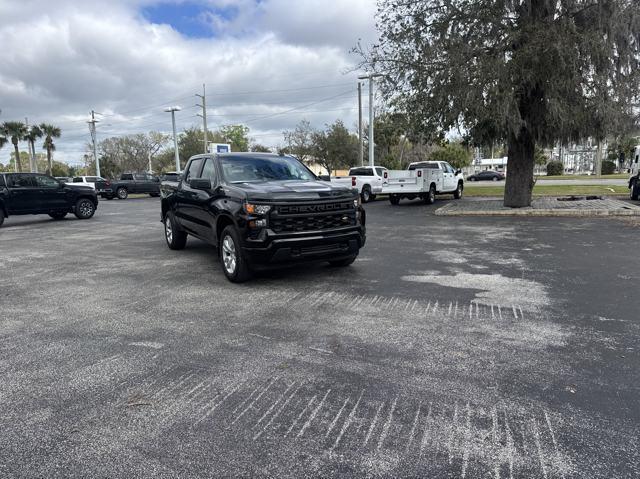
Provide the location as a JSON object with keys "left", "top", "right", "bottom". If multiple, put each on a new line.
{"left": 435, "top": 205, "right": 640, "bottom": 217}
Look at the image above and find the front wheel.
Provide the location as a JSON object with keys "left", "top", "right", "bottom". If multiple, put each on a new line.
{"left": 116, "top": 187, "right": 128, "bottom": 200}
{"left": 49, "top": 212, "right": 67, "bottom": 220}
{"left": 220, "top": 225, "right": 252, "bottom": 282}
{"left": 328, "top": 255, "right": 357, "bottom": 267}
{"left": 453, "top": 182, "right": 463, "bottom": 199}
{"left": 74, "top": 198, "right": 96, "bottom": 219}
{"left": 164, "top": 212, "right": 187, "bottom": 250}
{"left": 631, "top": 181, "right": 639, "bottom": 201}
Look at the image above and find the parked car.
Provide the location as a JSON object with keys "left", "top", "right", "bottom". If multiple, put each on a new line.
{"left": 95, "top": 173, "right": 161, "bottom": 200}
{"left": 382, "top": 161, "right": 464, "bottom": 205}
{"left": 331, "top": 166, "right": 388, "bottom": 203}
{"left": 467, "top": 170, "right": 505, "bottom": 182}
{"left": 161, "top": 153, "right": 366, "bottom": 282}
{"left": 0, "top": 173, "right": 98, "bottom": 227}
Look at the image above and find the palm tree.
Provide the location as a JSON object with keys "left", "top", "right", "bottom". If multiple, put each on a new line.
{"left": 1, "top": 121, "right": 28, "bottom": 172}
{"left": 39, "top": 123, "right": 61, "bottom": 175}
{"left": 23, "top": 125, "right": 43, "bottom": 173}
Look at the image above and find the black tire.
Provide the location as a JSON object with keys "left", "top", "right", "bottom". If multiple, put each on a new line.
{"left": 0, "top": 209, "right": 4, "bottom": 227}
{"left": 361, "top": 185, "right": 372, "bottom": 203}
{"left": 328, "top": 255, "right": 357, "bottom": 267}
{"left": 424, "top": 184, "right": 436, "bottom": 204}
{"left": 164, "top": 211, "right": 187, "bottom": 250}
{"left": 453, "top": 181, "right": 463, "bottom": 199}
{"left": 631, "top": 181, "right": 639, "bottom": 201}
{"left": 74, "top": 198, "right": 95, "bottom": 219}
{"left": 219, "top": 225, "right": 252, "bottom": 282}
{"left": 116, "top": 187, "right": 128, "bottom": 200}
{"left": 389, "top": 194, "right": 400, "bottom": 205}
{"left": 106, "top": 195, "right": 114, "bottom": 200}
{"left": 49, "top": 212, "right": 67, "bottom": 220}
{"left": 492, "top": 176, "right": 499, "bottom": 182}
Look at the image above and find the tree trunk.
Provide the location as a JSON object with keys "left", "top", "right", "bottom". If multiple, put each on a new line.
{"left": 13, "top": 143, "right": 22, "bottom": 173}
{"left": 47, "top": 148, "right": 53, "bottom": 175}
{"left": 504, "top": 128, "right": 535, "bottom": 207}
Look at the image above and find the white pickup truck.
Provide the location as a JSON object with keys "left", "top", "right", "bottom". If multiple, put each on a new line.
{"left": 382, "top": 161, "right": 464, "bottom": 205}
{"left": 331, "top": 166, "right": 388, "bottom": 203}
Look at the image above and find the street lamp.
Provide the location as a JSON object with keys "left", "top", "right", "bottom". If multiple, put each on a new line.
{"left": 358, "top": 74, "right": 383, "bottom": 167}
{"left": 164, "top": 106, "right": 182, "bottom": 173}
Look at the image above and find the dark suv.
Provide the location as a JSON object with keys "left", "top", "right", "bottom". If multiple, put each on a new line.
{"left": 0, "top": 173, "right": 98, "bottom": 227}
{"left": 160, "top": 153, "right": 366, "bottom": 282}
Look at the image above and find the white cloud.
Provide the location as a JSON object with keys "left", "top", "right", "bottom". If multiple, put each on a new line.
{"left": 0, "top": 0, "right": 377, "bottom": 167}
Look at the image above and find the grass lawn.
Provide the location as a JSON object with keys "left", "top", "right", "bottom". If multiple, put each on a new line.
{"left": 534, "top": 173, "right": 628, "bottom": 180}
{"left": 465, "top": 184, "right": 630, "bottom": 197}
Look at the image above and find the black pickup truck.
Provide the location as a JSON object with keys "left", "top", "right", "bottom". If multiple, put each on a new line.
{"left": 95, "top": 173, "right": 161, "bottom": 200}
{"left": 160, "top": 153, "right": 366, "bottom": 282}
{"left": 0, "top": 173, "right": 98, "bottom": 227}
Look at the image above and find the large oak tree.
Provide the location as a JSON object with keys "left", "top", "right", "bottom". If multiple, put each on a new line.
{"left": 361, "top": 0, "right": 640, "bottom": 206}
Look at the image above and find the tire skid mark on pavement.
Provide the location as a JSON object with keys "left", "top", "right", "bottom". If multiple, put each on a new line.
{"left": 169, "top": 377, "right": 574, "bottom": 478}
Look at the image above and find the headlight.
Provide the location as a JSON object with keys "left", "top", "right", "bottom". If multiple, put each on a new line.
{"left": 353, "top": 197, "right": 360, "bottom": 209}
{"left": 244, "top": 202, "right": 271, "bottom": 215}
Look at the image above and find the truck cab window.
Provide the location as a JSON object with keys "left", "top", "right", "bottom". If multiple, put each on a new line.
{"left": 9, "top": 175, "right": 35, "bottom": 187}
{"left": 186, "top": 159, "right": 204, "bottom": 183}
{"left": 35, "top": 175, "right": 60, "bottom": 188}
{"left": 201, "top": 159, "right": 216, "bottom": 182}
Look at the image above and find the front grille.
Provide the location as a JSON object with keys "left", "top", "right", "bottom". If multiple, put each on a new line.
{"left": 270, "top": 201, "right": 356, "bottom": 233}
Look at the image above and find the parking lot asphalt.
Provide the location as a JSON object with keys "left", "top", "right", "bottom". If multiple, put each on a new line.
{"left": 1, "top": 197, "right": 639, "bottom": 478}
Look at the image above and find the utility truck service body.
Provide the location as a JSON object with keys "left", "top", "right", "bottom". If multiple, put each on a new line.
{"left": 382, "top": 161, "right": 464, "bottom": 205}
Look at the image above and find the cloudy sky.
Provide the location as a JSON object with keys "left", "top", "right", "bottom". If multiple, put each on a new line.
{"left": 0, "top": 0, "right": 378, "bottom": 167}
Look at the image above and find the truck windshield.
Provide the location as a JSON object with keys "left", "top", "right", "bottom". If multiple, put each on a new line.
{"left": 220, "top": 156, "right": 316, "bottom": 183}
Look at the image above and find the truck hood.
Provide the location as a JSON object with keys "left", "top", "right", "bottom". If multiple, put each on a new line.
{"left": 231, "top": 180, "right": 355, "bottom": 202}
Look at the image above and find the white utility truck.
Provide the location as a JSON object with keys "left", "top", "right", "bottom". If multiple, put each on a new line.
{"left": 382, "top": 161, "right": 464, "bottom": 205}
{"left": 331, "top": 166, "right": 388, "bottom": 203}
{"left": 629, "top": 145, "right": 640, "bottom": 200}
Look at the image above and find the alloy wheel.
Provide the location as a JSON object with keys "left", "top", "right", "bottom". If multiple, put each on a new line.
{"left": 222, "top": 235, "right": 237, "bottom": 274}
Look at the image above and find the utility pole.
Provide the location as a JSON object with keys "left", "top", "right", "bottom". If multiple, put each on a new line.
{"left": 88, "top": 110, "right": 100, "bottom": 177}
{"left": 195, "top": 84, "right": 208, "bottom": 153}
{"left": 358, "top": 74, "right": 382, "bottom": 167}
{"left": 164, "top": 106, "right": 182, "bottom": 172}
{"left": 358, "top": 82, "right": 363, "bottom": 166}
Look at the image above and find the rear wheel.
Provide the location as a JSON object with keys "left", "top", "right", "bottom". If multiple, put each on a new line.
{"left": 49, "top": 212, "right": 67, "bottom": 220}
{"left": 116, "top": 187, "right": 128, "bottom": 200}
{"left": 220, "top": 225, "right": 252, "bottom": 282}
{"left": 389, "top": 194, "right": 400, "bottom": 205}
{"left": 164, "top": 212, "right": 187, "bottom": 250}
{"left": 328, "top": 255, "right": 357, "bottom": 267}
{"left": 453, "top": 182, "right": 463, "bottom": 199}
{"left": 631, "top": 180, "right": 639, "bottom": 201}
{"left": 361, "top": 185, "right": 372, "bottom": 203}
{"left": 74, "top": 198, "right": 95, "bottom": 219}
{"left": 424, "top": 184, "right": 436, "bottom": 204}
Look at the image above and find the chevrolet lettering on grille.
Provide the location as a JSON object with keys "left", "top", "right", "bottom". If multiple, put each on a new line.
{"left": 278, "top": 203, "right": 351, "bottom": 214}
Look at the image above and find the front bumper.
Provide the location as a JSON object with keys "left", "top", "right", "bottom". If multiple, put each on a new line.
{"left": 242, "top": 226, "right": 366, "bottom": 268}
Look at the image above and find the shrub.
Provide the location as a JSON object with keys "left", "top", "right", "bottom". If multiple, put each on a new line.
{"left": 546, "top": 160, "right": 564, "bottom": 176}
{"left": 601, "top": 160, "right": 616, "bottom": 175}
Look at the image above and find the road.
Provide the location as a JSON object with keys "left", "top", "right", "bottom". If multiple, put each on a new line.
{"left": 0, "top": 197, "right": 638, "bottom": 478}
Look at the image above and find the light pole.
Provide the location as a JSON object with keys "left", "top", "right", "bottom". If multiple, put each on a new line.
{"left": 164, "top": 106, "right": 182, "bottom": 172}
{"left": 358, "top": 74, "right": 382, "bottom": 167}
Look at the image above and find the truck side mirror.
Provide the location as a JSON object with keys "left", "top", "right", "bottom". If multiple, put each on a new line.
{"left": 318, "top": 174, "right": 330, "bottom": 181}
{"left": 190, "top": 178, "right": 212, "bottom": 190}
